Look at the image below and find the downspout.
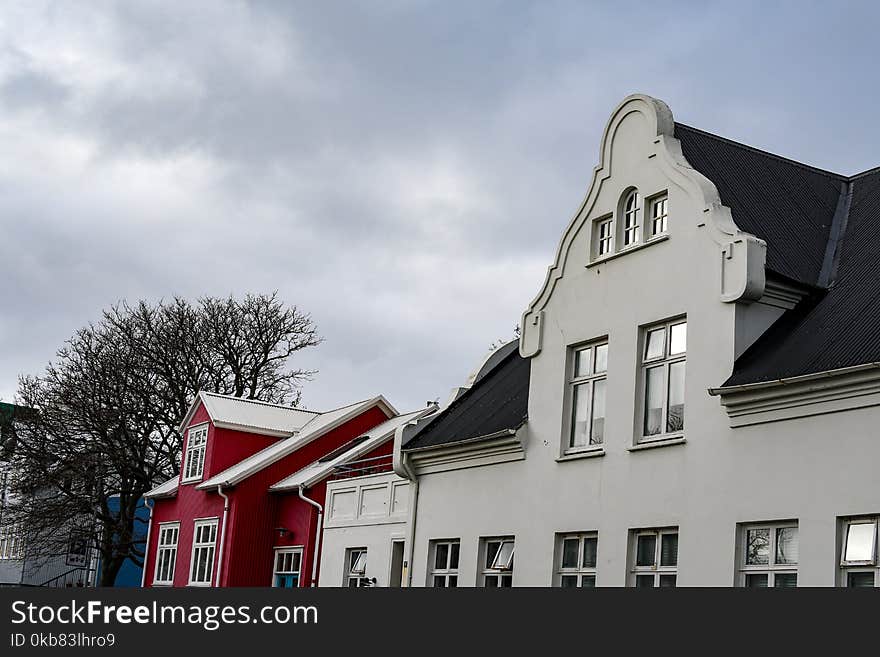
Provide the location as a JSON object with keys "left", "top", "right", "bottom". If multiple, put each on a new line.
{"left": 298, "top": 487, "right": 323, "bottom": 587}
{"left": 140, "top": 498, "right": 154, "bottom": 588}
{"left": 215, "top": 486, "right": 230, "bottom": 587}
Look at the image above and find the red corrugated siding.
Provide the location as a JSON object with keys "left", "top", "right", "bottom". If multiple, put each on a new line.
{"left": 145, "top": 402, "right": 392, "bottom": 587}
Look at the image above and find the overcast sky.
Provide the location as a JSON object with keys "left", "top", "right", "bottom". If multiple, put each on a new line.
{"left": 2, "top": 1, "right": 880, "bottom": 412}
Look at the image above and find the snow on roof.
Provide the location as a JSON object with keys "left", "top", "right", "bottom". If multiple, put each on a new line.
{"left": 270, "top": 408, "right": 429, "bottom": 491}
{"left": 144, "top": 476, "right": 179, "bottom": 499}
{"left": 197, "top": 395, "right": 397, "bottom": 489}
{"left": 178, "top": 391, "right": 320, "bottom": 437}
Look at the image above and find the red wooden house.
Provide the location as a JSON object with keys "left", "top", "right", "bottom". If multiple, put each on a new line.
{"left": 142, "top": 392, "right": 400, "bottom": 587}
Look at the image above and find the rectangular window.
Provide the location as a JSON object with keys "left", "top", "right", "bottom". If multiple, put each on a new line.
{"left": 480, "top": 537, "right": 514, "bottom": 587}
{"left": 630, "top": 528, "right": 678, "bottom": 587}
{"left": 739, "top": 521, "right": 798, "bottom": 587}
{"left": 429, "top": 539, "right": 460, "bottom": 587}
{"left": 556, "top": 533, "right": 598, "bottom": 587}
{"left": 840, "top": 516, "right": 879, "bottom": 587}
{"left": 596, "top": 217, "right": 614, "bottom": 256}
{"left": 182, "top": 425, "right": 208, "bottom": 482}
{"left": 273, "top": 548, "right": 303, "bottom": 588}
{"left": 188, "top": 518, "right": 218, "bottom": 586}
{"left": 567, "top": 341, "right": 608, "bottom": 451}
{"left": 639, "top": 319, "right": 686, "bottom": 442}
{"left": 153, "top": 522, "right": 179, "bottom": 585}
{"left": 0, "top": 525, "right": 24, "bottom": 560}
{"left": 649, "top": 195, "right": 668, "bottom": 237}
{"left": 345, "top": 548, "right": 370, "bottom": 587}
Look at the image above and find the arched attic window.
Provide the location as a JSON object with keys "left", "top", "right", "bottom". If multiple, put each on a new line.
{"left": 622, "top": 189, "right": 641, "bottom": 247}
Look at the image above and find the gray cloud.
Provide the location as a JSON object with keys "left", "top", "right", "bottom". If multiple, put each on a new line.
{"left": 3, "top": 1, "right": 880, "bottom": 411}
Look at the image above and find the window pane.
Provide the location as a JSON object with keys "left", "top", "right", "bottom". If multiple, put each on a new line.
{"left": 775, "top": 527, "right": 798, "bottom": 565}
{"left": 485, "top": 542, "right": 500, "bottom": 569}
{"left": 581, "top": 575, "right": 596, "bottom": 588}
{"left": 501, "top": 574, "right": 513, "bottom": 587}
{"left": 847, "top": 571, "right": 875, "bottom": 588}
{"left": 643, "top": 367, "right": 664, "bottom": 436}
{"left": 636, "top": 534, "right": 656, "bottom": 567}
{"left": 746, "top": 528, "right": 770, "bottom": 565}
{"left": 582, "top": 536, "right": 598, "bottom": 569}
{"left": 435, "top": 543, "right": 449, "bottom": 571}
{"left": 774, "top": 573, "right": 797, "bottom": 588}
{"left": 645, "top": 328, "right": 666, "bottom": 360}
{"left": 659, "top": 574, "right": 677, "bottom": 588}
{"left": 560, "top": 575, "right": 578, "bottom": 588}
{"left": 635, "top": 575, "right": 655, "bottom": 588}
{"left": 594, "top": 344, "right": 608, "bottom": 373}
{"left": 561, "top": 538, "right": 579, "bottom": 569}
{"left": 844, "top": 522, "right": 876, "bottom": 562}
{"left": 670, "top": 322, "right": 687, "bottom": 355}
{"left": 493, "top": 541, "right": 514, "bottom": 569}
{"left": 433, "top": 575, "right": 446, "bottom": 588}
{"left": 667, "top": 361, "right": 685, "bottom": 433}
{"left": 450, "top": 542, "right": 460, "bottom": 569}
{"left": 575, "top": 347, "right": 592, "bottom": 378}
{"left": 448, "top": 575, "right": 458, "bottom": 587}
{"left": 745, "top": 573, "right": 769, "bottom": 588}
{"left": 590, "top": 380, "right": 606, "bottom": 445}
{"left": 660, "top": 533, "right": 678, "bottom": 567}
{"left": 570, "top": 383, "right": 590, "bottom": 448}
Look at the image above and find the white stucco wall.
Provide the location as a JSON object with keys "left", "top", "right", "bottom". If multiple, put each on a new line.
{"left": 404, "top": 95, "right": 879, "bottom": 587}
{"left": 318, "top": 472, "right": 408, "bottom": 587}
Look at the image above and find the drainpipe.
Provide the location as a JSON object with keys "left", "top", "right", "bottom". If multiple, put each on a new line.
{"left": 215, "top": 486, "right": 230, "bottom": 587}
{"left": 140, "top": 498, "right": 154, "bottom": 588}
{"left": 297, "top": 487, "right": 323, "bottom": 587}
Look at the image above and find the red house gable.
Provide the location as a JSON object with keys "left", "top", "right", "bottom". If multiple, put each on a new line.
{"left": 143, "top": 392, "right": 397, "bottom": 587}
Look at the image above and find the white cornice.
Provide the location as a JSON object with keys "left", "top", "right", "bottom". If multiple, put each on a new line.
{"left": 709, "top": 363, "right": 880, "bottom": 427}
{"left": 407, "top": 429, "right": 525, "bottom": 475}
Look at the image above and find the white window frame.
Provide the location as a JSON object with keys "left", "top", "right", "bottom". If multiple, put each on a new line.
{"left": 594, "top": 215, "right": 614, "bottom": 257}
{"left": 556, "top": 532, "right": 598, "bottom": 587}
{"left": 565, "top": 340, "right": 608, "bottom": 453}
{"left": 152, "top": 522, "right": 179, "bottom": 585}
{"left": 738, "top": 521, "right": 798, "bottom": 587}
{"left": 621, "top": 189, "right": 642, "bottom": 247}
{"left": 630, "top": 528, "right": 678, "bottom": 588}
{"left": 840, "top": 516, "right": 879, "bottom": 587}
{"left": 181, "top": 424, "right": 209, "bottom": 483}
{"left": 648, "top": 193, "right": 669, "bottom": 238}
{"left": 345, "top": 548, "right": 370, "bottom": 587}
{"left": 272, "top": 547, "right": 304, "bottom": 588}
{"left": 188, "top": 518, "right": 218, "bottom": 587}
{"left": 638, "top": 318, "right": 686, "bottom": 443}
{"left": 428, "top": 539, "right": 460, "bottom": 588}
{"left": 0, "top": 524, "right": 24, "bottom": 560}
{"left": 479, "top": 537, "right": 514, "bottom": 587}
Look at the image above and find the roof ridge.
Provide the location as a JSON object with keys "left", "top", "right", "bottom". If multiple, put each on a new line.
{"left": 848, "top": 164, "right": 880, "bottom": 181}
{"left": 201, "top": 391, "right": 320, "bottom": 414}
{"left": 674, "top": 122, "right": 847, "bottom": 181}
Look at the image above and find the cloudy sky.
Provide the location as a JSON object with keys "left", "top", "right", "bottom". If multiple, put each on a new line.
{"left": 2, "top": 1, "right": 880, "bottom": 412}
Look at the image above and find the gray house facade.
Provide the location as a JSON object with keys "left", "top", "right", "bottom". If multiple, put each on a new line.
{"left": 395, "top": 94, "right": 880, "bottom": 587}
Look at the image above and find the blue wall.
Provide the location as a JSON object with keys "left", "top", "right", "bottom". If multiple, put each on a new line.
{"left": 97, "top": 496, "right": 149, "bottom": 587}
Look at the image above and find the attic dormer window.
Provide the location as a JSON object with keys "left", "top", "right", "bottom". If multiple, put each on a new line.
{"left": 622, "top": 190, "right": 641, "bottom": 246}
{"left": 182, "top": 425, "right": 208, "bottom": 482}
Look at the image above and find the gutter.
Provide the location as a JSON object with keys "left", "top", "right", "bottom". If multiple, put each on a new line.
{"left": 708, "top": 362, "right": 880, "bottom": 396}
{"left": 140, "top": 498, "right": 154, "bottom": 588}
{"left": 298, "top": 487, "right": 323, "bottom": 587}
{"left": 402, "top": 427, "right": 519, "bottom": 453}
{"left": 214, "top": 486, "right": 231, "bottom": 587}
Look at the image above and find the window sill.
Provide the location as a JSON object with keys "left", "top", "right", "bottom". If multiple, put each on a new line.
{"left": 556, "top": 448, "right": 606, "bottom": 462}
{"left": 179, "top": 477, "right": 203, "bottom": 485}
{"left": 587, "top": 234, "right": 669, "bottom": 268}
{"left": 627, "top": 436, "right": 686, "bottom": 452}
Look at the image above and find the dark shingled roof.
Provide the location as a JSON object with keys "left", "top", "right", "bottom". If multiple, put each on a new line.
{"left": 674, "top": 123, "right": 880, "bottom": 386}
{"left": 403, "top": 342, "right": 529, "bottom": 451}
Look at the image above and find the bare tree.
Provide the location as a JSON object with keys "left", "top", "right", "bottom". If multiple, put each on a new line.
{"left": 7, "top": 293, "right": 321, "bottom": 586}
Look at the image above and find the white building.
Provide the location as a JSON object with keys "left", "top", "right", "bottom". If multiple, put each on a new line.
{"left": 394, "top": 94, "right": 880, "bottom": 588}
